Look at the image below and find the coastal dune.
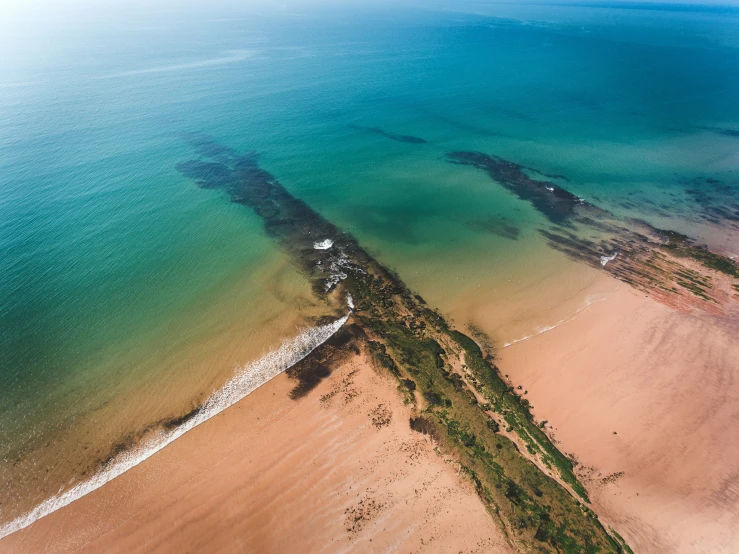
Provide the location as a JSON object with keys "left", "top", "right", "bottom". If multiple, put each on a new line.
{"left": 0, "top": 350, "right": 510, "bottom": 553}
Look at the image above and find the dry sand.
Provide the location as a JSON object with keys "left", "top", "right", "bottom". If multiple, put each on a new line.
{"left": 499, "top": 283, "right": 739, "bottom": 553}
{"left": 0, "top": 351, "right": 511, "bottom": 554}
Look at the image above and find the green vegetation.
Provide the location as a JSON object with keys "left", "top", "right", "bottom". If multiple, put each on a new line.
{"left": 661, "top": 230, "right": 739, "bottom": 278}
{"left": 449, "top": 330, "right": 590, "bottom": 502}
{"left": 610, "top": 530, "right": 635, "bottom": 554}
{"left": 344, "top": 266, "right": 627, "bottom": 552}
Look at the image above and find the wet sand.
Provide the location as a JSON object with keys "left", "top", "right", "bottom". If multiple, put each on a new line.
{"left": 499, "top": 283, "right": 739, "bottom": 553}
{"left": 0, "top": 351, "right": 511, "bottom": 553}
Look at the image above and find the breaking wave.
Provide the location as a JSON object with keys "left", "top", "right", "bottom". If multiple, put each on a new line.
{"left": 0, "top": 314, "right": 349, "bottom": 539}
{"left": 313, "top": 239, "right": 334, "bottom": 250}
{"left": 600, "top": 252, "right": 618, "bottom": 267}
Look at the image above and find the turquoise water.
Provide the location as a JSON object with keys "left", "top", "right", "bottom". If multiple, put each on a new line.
{"left": 2, "top": 1, "right": 739, "bottom": 527}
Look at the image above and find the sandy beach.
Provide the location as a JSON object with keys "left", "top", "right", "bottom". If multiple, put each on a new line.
{"left": 0, "top": 349, "right": 511, "bottom": 553}
{"left": 3, "top": 260, "right": 737, "bottom": 554}
{"left": 4, "top": 267, "right": 738, "bottom": 553}
{"left": 500, "top": 282, "right": 739, "bottom": 553}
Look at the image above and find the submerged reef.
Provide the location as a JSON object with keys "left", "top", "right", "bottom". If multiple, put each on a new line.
{"left": 448, "top": 152, "right": 582, "bottom": 224}
{"left": 178, "top": 137, "right": 630, "bottom": 553}
{"left": 682, "top": 175, "right": 739, "bottom": 225}
{"left": 469, "top": 216, "right": 521, "bottom": 241}
{"left": 349, "top": 125, "right": 428, "bottom": 144}
{"left": 702, "top": 126, "right": 739, "bottom": 138}
{"left": 448, "top": 151, "right": 739, "bottom": 315}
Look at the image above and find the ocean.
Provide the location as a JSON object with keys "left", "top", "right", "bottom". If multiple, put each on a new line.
{"left": 1, "top": 0, "right": 738, "bottom": 532}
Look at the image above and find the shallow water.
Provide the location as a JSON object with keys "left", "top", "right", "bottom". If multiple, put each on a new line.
{"left": 1, "top": 0, "right": 738, "bottom": 529}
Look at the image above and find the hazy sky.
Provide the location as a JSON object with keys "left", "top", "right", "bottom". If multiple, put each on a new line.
{"left": 2, "top": 0, "right": 737, "bottom": 37}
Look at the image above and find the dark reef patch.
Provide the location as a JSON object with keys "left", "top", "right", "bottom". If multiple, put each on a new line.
{"left": 448, "top": 150, "right": 739, "bottom": 314}
{"left": 469, "top": 216, "right": 520, "bottom": 240}
{"left": 682, "top": 176, "right": 739, "bottom": 225}
{"left": 350, "top": 124, "right": 427, "bottom": 144}
{"left": 447, "top": 152, "right": 582, "bottom": 224}
{"left": 702, "top": 126, "right": 739, "bottom": 138}
{"left": 175, "top": 137, "right": 363, "bottom": 296}
{"left": 175, "top": 160, "right": 236, "bottom": 189}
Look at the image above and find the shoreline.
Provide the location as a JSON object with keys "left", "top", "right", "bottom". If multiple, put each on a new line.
{"left": 500, "top": 282, "right": 622, "bottom": 348}
{"left": 4, "top": 274, "right": 737, "bottom": 552}
{"left": 0, "top": 314, "right": 349, "bottom": 541}
{"left": 0, "top": 248, "right": 336, "bottom": 525}
{"left": 0, "top": 350, "right": 511, "bottom": 553}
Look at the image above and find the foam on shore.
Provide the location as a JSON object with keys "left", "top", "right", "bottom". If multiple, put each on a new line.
{"left": 0, "top": 314, "right": 349, "bottom": 540}
{"left": 504, "top": 287, "right": 620, "bottom": 348}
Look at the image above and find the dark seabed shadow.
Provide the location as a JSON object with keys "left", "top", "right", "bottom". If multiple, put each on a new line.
{"left": 468, "top": 216, "right": 520, "bottom": 240}
{"left": 349, "top": 124, "right": 427, "bottom": 144}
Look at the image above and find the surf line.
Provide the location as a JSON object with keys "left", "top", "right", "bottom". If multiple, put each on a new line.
{"left": 0, "top": 314, "right": 349, "bottom": 539}
{"left": 503, "top": 284, "right": 621, "bottom": 348}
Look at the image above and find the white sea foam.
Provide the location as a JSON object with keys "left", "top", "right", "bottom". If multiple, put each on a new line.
{"left": 0, "top": 314, "right": 348, "bottom": 539}
{"left": 600, "top": 252, "right": 618, "bottom": 266}
{"left": 313, "top": 239, "right": 334, "bottom": 250}
{"left": 503, "top": 286, "right": 620, "bottom": 347}
{"left": 503, "top": 323, "right": 560, "bottom": 347}
{"left": 503, "top": 334, "right": 535, "bottom": 348}
{"left": 323, "top": 250, "right": 363, "bottom": 291}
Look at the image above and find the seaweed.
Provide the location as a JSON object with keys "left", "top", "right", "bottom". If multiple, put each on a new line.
{"left": 450, "top": 150, "right": 739, "bottom": 314}
{"left": 659, "top": 230, "right": 739, "bottom": 278}
{"left": 161, "top": 405, "right": 202, "bottom": 431}
{"left": 447, "top": 151, "right": 581, "bottom": 224}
